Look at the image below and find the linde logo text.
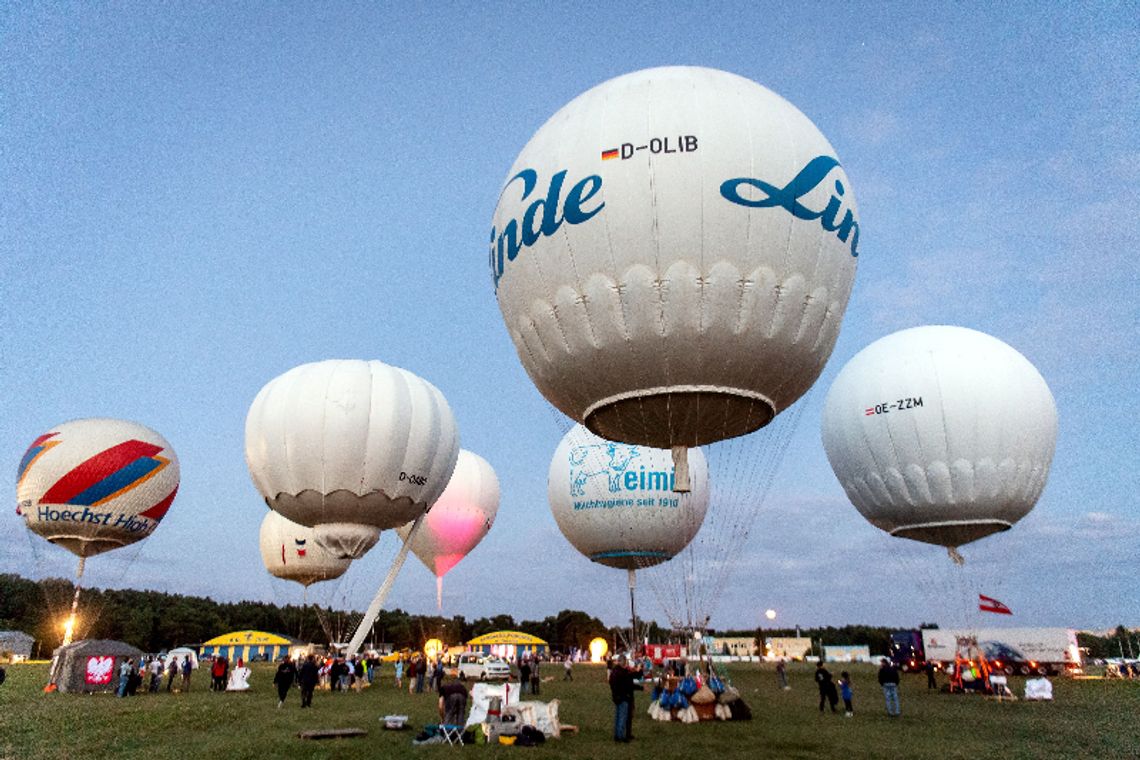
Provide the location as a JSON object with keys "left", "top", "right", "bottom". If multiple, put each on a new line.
{"left": 489, "top": 168, "right": 604, "bottom": 289}
{"left": 720, "top": 155, "right": 860, "bottom": 257}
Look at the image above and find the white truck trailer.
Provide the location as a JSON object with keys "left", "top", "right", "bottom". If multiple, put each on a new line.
{"left": 921, "top": 628, "right": 1081, "bottom": 676}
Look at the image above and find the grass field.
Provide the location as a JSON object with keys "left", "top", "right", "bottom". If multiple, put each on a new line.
{"left": 1, "top": 661, "right": 1137, "bottom": 759}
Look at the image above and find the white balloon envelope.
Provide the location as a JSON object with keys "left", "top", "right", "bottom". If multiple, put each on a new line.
{"left": 396, "top": 449, "right": 499, "bottom": 578}
{"left": 548, "top": 425, "right": 709, "bottom": 569}
{"left": 492, "top": 66, "right": 860, "bottom": 450}
{"left": 245, "top": 359, "right": 460, "bottom": 559}
{"left": 259, "top": 510, "right": 351, "bottom": 588}
{"left": 821, "top": 326, "right": 1058, "bottom": 550}
{"left": 17, "top": 418, "right": 180, "bottom": 559}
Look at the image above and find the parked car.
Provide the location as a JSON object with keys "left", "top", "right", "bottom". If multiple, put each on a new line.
{"left": 456, "top": 653, "right": 511, "bottom": 681}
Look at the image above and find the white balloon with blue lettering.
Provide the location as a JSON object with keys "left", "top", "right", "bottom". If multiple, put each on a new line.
{"left": 492, "top": 66, "right": 859, "bottom": 451}
{"left": 548, "top": 425, "right": 709, "bottom": 570}
{"left": 245, "top": 359, "right": 460, "bottom": 560}
{"left": 821, "top": 326, "right": 1058, "bottom": 551}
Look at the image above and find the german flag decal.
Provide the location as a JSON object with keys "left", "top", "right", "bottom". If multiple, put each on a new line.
{"left": 601, "top": 148, "right": 619, "bottom": 161}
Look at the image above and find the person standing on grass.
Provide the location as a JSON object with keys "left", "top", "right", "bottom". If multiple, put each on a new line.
{"left": 608, "top": 654, "right": 636, "bottom": 742}
{"left": 776, "top": 659, "right": 790, "bottom": 690}
{"left": 274, "top": 655, "right": 297, "bottom": 708}
{"left": 878, "top": 658, "right": 901, "bottom": 717}
{"left": 519, "top": 657, "right": 532, "bottom": 695}
{"left": 148, "top": 657, "right": 163, "bottom": 693}
{"left": 839, "top": 671, "right": 854, "bottom": 717}
{"left": 563, "top": 657, "right": 573, "bottom": 681}
{"left": 415, "top": 654, "right": 426, "bottom": 693}
{"left": 815, "top": 660, "right": 838, "bottom": 713}
{"left": 394, "top": 656, "right": 404, "bottom": 690}
{"left": 180, "top": 654, "right": 193, "bottom": 692}
{"left": 353, "top": 657, "right": 366, "bottom": 693}
{"left": 117, "top": 658, "right": 132, "bottom": 698}
{"left": 166, "top": 656, "right": 179, "bottom": 692}
{"left": 298, "top": 654, "right": 319, "bottom": 708}
{"left": 925, "top": 660, "right": 938, "bottom": 689}
{"left": 406, "top": 656, "right": 417, "bottom": 694}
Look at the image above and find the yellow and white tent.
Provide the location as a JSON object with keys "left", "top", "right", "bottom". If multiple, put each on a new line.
{"left": 467, "top": 630, "right": 548, "bottom": 661}
{"left": 200, "top": 630, "right": 297, "bottom": 663}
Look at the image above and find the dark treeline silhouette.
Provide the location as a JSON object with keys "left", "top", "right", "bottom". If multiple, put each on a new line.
{"left": 7, "top": 574, "right": 1128, "bottom": 661}
{"left": 0, "top": 573, "right": 613, "bottom": 656}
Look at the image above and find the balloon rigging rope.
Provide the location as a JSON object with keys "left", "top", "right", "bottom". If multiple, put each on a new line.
{"left": 638, "top": 390, "right": 806, "bottom": 632}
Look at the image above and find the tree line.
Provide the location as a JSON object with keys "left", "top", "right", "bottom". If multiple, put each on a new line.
{"left": 4, "top": 574, "right": 1131, "bottom": 662}
{"left": 0, "top": 573, "right": 618, "bottom": 657}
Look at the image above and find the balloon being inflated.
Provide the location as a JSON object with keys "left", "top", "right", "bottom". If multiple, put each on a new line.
{"left": 491, "top": 66, "right": 860, "bottom": 454}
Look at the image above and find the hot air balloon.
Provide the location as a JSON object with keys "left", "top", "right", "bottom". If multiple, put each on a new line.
{"left": 548, "top": 425, "right": 710, "bottom": 643}
{"left": 491, "top": 66, "right": 859, "bottom": 488}
{"left": 396, "top": 450, "right": 499, "bottom": 611}
{"left": 245, "top": 359, "right": 460, "bottom": 657}
{"left": 16, "top": 417, "right": 180, "bottom": 645}
{"left": 821, "top": 326, "right": 1058, "bottom": 562}
{"left": 259, "top": 510, "right": 351, "bottom": 589}
{"left": 245, "top": 359, "right": 460, "bottom": 560}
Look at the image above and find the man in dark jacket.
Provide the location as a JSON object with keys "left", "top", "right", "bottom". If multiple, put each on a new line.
{"left": 608, "top": 655, "right": 637, "bottom": 742}
{"left": 878, "top": 659, "right": 901, "bottom": 716}
{"left": 815, "top": 660, "right": 838, "bottom": 713}
{"left": 298, "top": 654, "right": 320, "bottom": 708}
{"left": 273, "top": 655, "right": 297, "bottom": 708}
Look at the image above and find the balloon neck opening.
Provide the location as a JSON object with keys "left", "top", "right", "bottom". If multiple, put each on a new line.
{"left": 583, "top": 387, "right": 775, "bottom": 449}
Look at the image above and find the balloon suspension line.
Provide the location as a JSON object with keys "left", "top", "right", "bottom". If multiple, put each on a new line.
{"left": 62, "top": 556, "right": 86, "bottom": 647}
{"left": 301, "top": 586, "right": 309, "bottom": 641}
{"left": 948, "top": 546, "right": 965, "bottom": 566}
{"left": 436, "top": 576, "right": 444, "bottom": 614}
{"left": 628, "top": 569, "right": 638, "bottom": 653}
{"left": 345, "top": 513, "right": 424, "bottom": 658}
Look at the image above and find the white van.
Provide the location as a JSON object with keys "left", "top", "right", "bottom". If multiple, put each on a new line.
{"left": 456, "top": 653, "right": 511, "bottom": 681}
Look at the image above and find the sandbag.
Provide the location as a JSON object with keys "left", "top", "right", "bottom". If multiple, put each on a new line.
{"left": 690, "top": 684, "right": 716, "bottom": 704}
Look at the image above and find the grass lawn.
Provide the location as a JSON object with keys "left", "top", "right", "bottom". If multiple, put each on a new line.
{"left": 1, "top": 661, "right": 1136, "bottom": 759}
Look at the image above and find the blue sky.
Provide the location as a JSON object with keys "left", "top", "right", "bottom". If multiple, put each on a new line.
{"left": 2, "top": 3, "right": 1136, "bottom": 635}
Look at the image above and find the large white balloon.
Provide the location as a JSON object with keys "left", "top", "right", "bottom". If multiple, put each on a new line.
{"left": 821, "top": 326, "right": 1058, "bottom": 549}
{"left": 548, "top": 425, "right": 709, "bottom": 569}
{"left": 259, "top": 510, "right": 351, "bottom": 588}
{"left": 245, "top": 359, "right": 460, "bottom": 559}
{"left": 396, "top": 450, "right": 499, "bottom": 579}
{"left": 492, "top": 66, "right": 859, "bottom": 450}
{"left": 17, "top": 418, "right": 180, "bottom": 559}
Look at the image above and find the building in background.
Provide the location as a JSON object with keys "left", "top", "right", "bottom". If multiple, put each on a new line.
{"left": 0, "top": 631, "right": 34, "bottom": 662}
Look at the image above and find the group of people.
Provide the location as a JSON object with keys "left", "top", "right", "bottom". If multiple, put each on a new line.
{"left": 207, "top": 655, "right": 251, "bottom": 691}
{"left": 518, "top": 655, "right": 541, "bottom": 694}
{"left": 116, "top": 655, "right": 193, "bottom": 697}
{"left": 395, "top": 653, "right": 441, "bottom": 693}
{"left": 812, "top": 658, "right": 901, "bottom": 718}
{"left": 269, "top": 651, "right": 470, "bottom": 719}
{"left": 272, "top": 654, "right": 322, "bottom": 707}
